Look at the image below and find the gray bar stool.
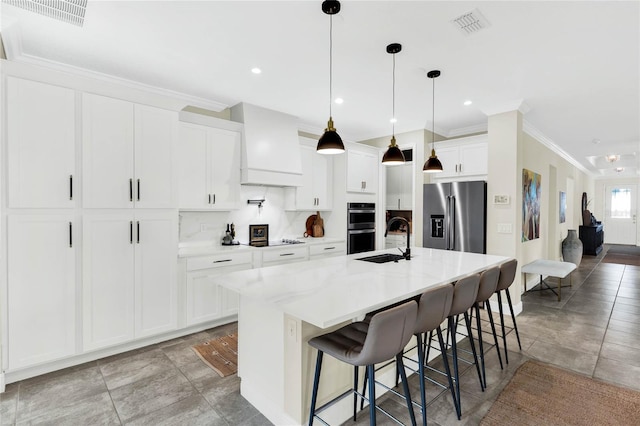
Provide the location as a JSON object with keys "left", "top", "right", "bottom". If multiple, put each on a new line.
{"left": 473, "top": 266, "right": 502, "bottom": 388}
{"left": 486, "top": 259, "right": 520, "bottom": 364}
{"left": 308, "top": 301, "right": 418, "bottom": 426}
{"left": 413, "top": 283, "right": 456, "bottom": 426}
{"left": 447, "top": 273, "right": 481, "bottom": 420}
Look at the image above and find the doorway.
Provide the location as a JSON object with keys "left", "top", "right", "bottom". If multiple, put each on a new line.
{"left": 603, "top": 184, "right": 638, "bottom": 245}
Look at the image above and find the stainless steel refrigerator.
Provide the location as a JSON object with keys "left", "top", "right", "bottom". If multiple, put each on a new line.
{"left": 423, "top": 181, "right": 487, "bottom": 254}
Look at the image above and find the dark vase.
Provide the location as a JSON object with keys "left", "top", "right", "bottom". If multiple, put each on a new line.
{"left": 562, "top": 229, "right": 583, "bottom": 267}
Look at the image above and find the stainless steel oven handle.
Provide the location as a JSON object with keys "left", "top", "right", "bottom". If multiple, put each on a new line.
{"left": 348, "top": 209, "right": 376, "bottom": 213}
{"left": 348, "top": 229, "right": 375, "bottom": 234}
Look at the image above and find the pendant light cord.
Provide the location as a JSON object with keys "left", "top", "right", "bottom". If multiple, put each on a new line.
{"left": 329, "top": 15, "right": 333, "bottom": 118}
{"left": 431, "top": 73, "right": 435, "bottom": 148}
{"left": 392, "top": 53, "right": 396, "bottom": 137}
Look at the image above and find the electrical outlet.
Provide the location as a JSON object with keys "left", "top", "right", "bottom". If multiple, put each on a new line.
{"left": 497, "top": 223, "right": 513, "bottom": 234}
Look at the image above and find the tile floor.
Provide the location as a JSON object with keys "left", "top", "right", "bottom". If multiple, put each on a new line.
{"left": 1, "top": 245, "right": 639, "bottom": 425}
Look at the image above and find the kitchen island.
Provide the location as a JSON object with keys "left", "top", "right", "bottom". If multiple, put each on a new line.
{"left": 216, "top": 247, "right": 509, "bottom": 426}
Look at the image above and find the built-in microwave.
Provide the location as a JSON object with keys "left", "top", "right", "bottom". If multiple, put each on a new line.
{"left": 347, "top": 203, "right": 375, "bottom": 254}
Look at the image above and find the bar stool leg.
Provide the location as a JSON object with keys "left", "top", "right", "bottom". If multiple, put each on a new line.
{"left": 448, "top": 316, "right": 462, "bottom": 420}
{"left": 463, "top": 311, "right": 484, "bottom": 391}
{"left": 367, "top": 364, "right": 377, "bottom": 426}
{"left": 485, "top": 300, "right": 504, "bottom": 370}
{"left": 496, "top": 291, "right": 509, "bottom": 364}
{"left": 360, "top": 369, "right": 368, "bottom": 411}
{"left": 505, "top": 288, "right": 522, "bottom": 350}
{"left": 353, "top": 366, "right": 359, "bottom": 421}
{"left": 396, "top": 354, "right": 417, "bottom": 426}
{"left": 436, "top": 326, "right": 458, "bottom": 417}
{"left": 416, "top": 333, "right": 427, "bottom": 426}
{"left": 474, "top": 303, "right": 487, "bottom": 389}
{"left": 309, "top": 351, "right": 324, "bottom": 426}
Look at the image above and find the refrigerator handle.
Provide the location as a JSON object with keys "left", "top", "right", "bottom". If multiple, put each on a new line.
{"left": 450, "top": 195, "right": 456, "bottom": 250}
{"left": 445, "top": 195, "right": 451, "bottom": 250}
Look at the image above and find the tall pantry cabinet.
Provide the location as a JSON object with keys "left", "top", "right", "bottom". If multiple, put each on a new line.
{"left": 3, "top": 77, "right": 179, "bottom": 372}
{"left": 5, "top": 78, "right": 78, "bottom": 369}
{"left": 82, "top": 93, "right": 178, "bottom": 351}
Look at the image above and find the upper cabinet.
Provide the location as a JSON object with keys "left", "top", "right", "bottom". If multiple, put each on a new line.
{"left": 385, "top": 163, "right": 413, "bottom": 210}
{"left": 7, "top": 78, "right": 76, "bottom": 208}
{"left": 82, "top": 93, "right": 177, "bottom": 208}
{"left": 347, "top": 147, "right": 378, "bottom": 194}
{"left": 285, "top": 138, "right": 333, "bottom": 211}
{"left": 177, "top": 120, "right": 242, "bottom": 210}
{"left": 433, "top": 135, "right": 488, "bottom": 181}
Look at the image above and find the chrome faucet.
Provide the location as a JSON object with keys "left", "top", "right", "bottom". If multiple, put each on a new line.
{"left": 385, "top": 216, "right": 411, "bottom": 260}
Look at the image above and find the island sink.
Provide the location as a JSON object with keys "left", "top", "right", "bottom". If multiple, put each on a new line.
{"left": 357, "top": 253, "right": 405, "bottom": 263}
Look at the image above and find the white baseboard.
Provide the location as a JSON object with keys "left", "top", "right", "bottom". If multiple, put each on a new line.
{"left": 0, "top": 372, "right": 6, "bottom": 393}
{"left": 487, "top": 299, "right": 523, "bottom": 316}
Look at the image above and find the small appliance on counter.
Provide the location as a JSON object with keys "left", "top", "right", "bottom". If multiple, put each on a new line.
{"left": 249, "top": 224, "right": 269, "bottom": 247}
{"left": 221, "top": 223, "right": 240, "bottom": 246}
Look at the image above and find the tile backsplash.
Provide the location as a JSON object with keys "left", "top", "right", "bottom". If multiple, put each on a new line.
{"left": 179, "top": 185, "right": 336, "bottom": 244}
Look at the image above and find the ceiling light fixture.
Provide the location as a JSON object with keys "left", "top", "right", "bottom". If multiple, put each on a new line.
{"left": 605, "top": 154, "right": 620, "bottom": 163}
{"left": 423, "top": 70, "right": 443, "bottom": 173}
{"left": 316, "top": 0, "right": 345, "bottom": 155}
{"left": 464, "top": 100, "right": 473, "bottom": 106}
{"left": 382, "top": 43, "right": 405, "bottom": 165}
{"left": 251, "top": 67, "right": 262, "bottom": 74}
{"left": 334, "top": 97, "right": 344, "bottom": 104}
{"left": 615, "top": 167, "right": 625, "bottom": 173}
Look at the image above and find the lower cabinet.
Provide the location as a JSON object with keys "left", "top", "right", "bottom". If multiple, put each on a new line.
{"left": 82, "top": 211, "right": 178, "bottom": 351}
{"left": 309, "top": 241, "right": 347, "bottom": 259}
{"left": 7, "top": 214, "right": 77, "bottom": 370}
{"left": 185, "top": 252, "right": 253, "bottom": 326}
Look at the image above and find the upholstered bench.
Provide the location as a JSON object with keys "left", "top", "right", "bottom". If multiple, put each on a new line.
{"left": 521, "top": 260, "right": 577, "bottom": 301}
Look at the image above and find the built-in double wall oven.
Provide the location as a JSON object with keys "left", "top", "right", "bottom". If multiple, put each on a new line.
{"left": 347, "top": 202, "right": 376, "bottom": 254}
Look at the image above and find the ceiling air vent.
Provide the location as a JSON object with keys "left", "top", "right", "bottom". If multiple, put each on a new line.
{"left": 451, "top": 8, "right": 490, "bottom": 36}
{"left": 2, "top": 0, "right": 88, "bottom": 27}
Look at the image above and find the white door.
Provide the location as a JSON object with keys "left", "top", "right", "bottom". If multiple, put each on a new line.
{"left": 83, "top": 213, "right": 135, "bottom": 350}
{"left": 7, "top": 78, "right": 76, "bottom": 208}
{"left": 185, "top": 270, "right": 221, "bottom": 326}
{"left": 134, "top": 211, "right": 178, "bottom": 337}
{"left": 178, "top": 123, "right": 210, "bottom": 209}
{"left": 399, "top": 163, "right": 413, "bottom": 210}
{"left": 7, "top": 215, "right": 76, "bottom": 369}
{"left": 134, "top": 105, "right": 177, "bottom": 208}
{"left": 385, "top": 165, "right": 403, "bottom": 210}
{"left": 347, "top": 150, "right": 378, "bottom": 193}
{"left": 83, "top": 94, "right": 134, "bottom": 208}
{"left": 432, "top": 146, "right": 459, "bottom": 178}
{"left": 459, "top": 143, "right": 488, "bottom": 176}
{"left": 296, "top": 146, "right": 317, "bottom": 209}
{"left": 209, "top": 127, "right": 242, "bottom": 209}
{"left": 313, "top": 151, "right": 332, "bottom": 209}
{"left": 604, "top": 184, "right": 638, "bottom": 245}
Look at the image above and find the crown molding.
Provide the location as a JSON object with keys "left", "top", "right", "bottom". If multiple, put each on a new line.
{"left": 522, "top": 120, "right": 594, "bottom": 177}
{"left": 446, "top": 123, "right": 488, "bottom": 138}
{"left": 481, "top": 99, "right": 531, "bottom": 117}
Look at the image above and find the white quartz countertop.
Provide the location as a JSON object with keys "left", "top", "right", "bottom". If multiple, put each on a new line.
{"left": 178, "top": 237, "right": 345, "bottom": 258}
{"left": 215, "top": 247, "right": 510, "bottom": 329}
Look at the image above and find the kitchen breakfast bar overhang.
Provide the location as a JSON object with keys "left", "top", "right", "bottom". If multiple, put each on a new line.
{"left": 215, "top": 247, "right": 509, "bottom": 426}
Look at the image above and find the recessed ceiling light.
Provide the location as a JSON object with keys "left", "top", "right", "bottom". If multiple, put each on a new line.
{"left": 251, "top": 67, "right": 262, "bottom": 74}
{"left": 334, "top": 98, "right": 344, "bottom": 104}
{"left": 463, "top": 100, "right": 473, "bottom": 106}
{"left": 605, "top": 154, "right": 620, "bottom": 162}
{"left": 615, "top": 167, "right": 625, "bottom": 172}
{"left": 390, "top": 117, "right": 397, "bottom": 123}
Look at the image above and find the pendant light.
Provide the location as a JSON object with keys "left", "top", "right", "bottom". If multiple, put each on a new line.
{"left": 423, "top": 70, "right": 443, "bottom": 173}
{"left": 317, "top": 0, "right": 345, "bottom": 155}
{"left": 382, "top": 43, "right": 405, "bottom": 165}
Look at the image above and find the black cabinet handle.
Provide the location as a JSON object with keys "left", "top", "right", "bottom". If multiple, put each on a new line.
{"left": 69, "top": 175, "right": 73, "bottom": 200}
{"left": 69, "top": 222, "right": 73, "bottom": 247}
{"left": 324, "top": 247, "right": 335, "bottom": 250}
{"left": 213, "top": 194, "right": 216, "bottom": 204}
{"left": 213, "top": 259, "right": 232, "bottom": 263}
{"left": 137, "top": 179, "right": 140, "bottom": 201}
{"left": 129, "top": 179, "right": 133, "bottom": 202}
{"left": 129, "top": 221, "right": 133, "bottom": 244}
{"left": 280, "top": 253, "right": 294, "bottom": 257}
{"left": 208, "top": 194, "right": 211, "bottom": 204}
{"left": 136, "top": 221, "right": 140, "bottom": 244}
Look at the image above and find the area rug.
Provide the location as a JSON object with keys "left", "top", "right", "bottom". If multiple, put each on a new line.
{"left": 481, "top": 360, "right": 640, "bottom": 425}
{"left": 602, "top": 253, "right": 640, "bottom": 266}
{"left": 606, "top": 245, "right": 640, "bottom": 256}
{"left": 192, "top": 331, "right": 238, "bottom": 377}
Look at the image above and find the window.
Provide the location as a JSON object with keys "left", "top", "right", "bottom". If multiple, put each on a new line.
{"left": 610, "top": 188, "right": 631, "bottom": 218}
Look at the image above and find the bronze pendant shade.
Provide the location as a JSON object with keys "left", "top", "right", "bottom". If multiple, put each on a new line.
{"left": 423, "top": 70, "right": 443, "bottom": 173}
{"left": 317, "top": 1, "right": 345, "bottom": 155}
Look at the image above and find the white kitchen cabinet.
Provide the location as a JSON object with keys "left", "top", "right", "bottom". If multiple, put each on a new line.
{"left": 347, "top": 148, "right": 378, "bottom": 194}
{"left": 83, "top": 211, "right": 177, "bottom": 350}
{"left": 178, "top": 122, "right": 242, "bottom": 210}
{"left": 185, "top": 251, "right": 252, "bottom": 325}
{"left": 286, "top": 142, "right": 333, "bottom": 210}
{"left": 7, "top": 78, "right": 76, "bottom": 208}
{"left": 7, "top": 214, "right": 76, "bottom": 369}
{"left": 385, "top": 163, "right": 413, "bottom": 210}
{"left": 83, "top": 93, "right": 177, "bottom": 208}
{"left": 433, "top": 135, "right": 488, "bottom": 180}
{"left": 309, "top": 241, "right": 347, "bottom": 259}
{"left": 260, "top": 245, "right": 309, "bottom": 267}
{"left": 385, "top": 233, "right": 409, "bottom": 249}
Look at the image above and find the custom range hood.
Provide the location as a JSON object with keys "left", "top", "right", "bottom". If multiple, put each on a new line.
{"left": 231, "top": 103, "right": 303, "bottom": 187}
